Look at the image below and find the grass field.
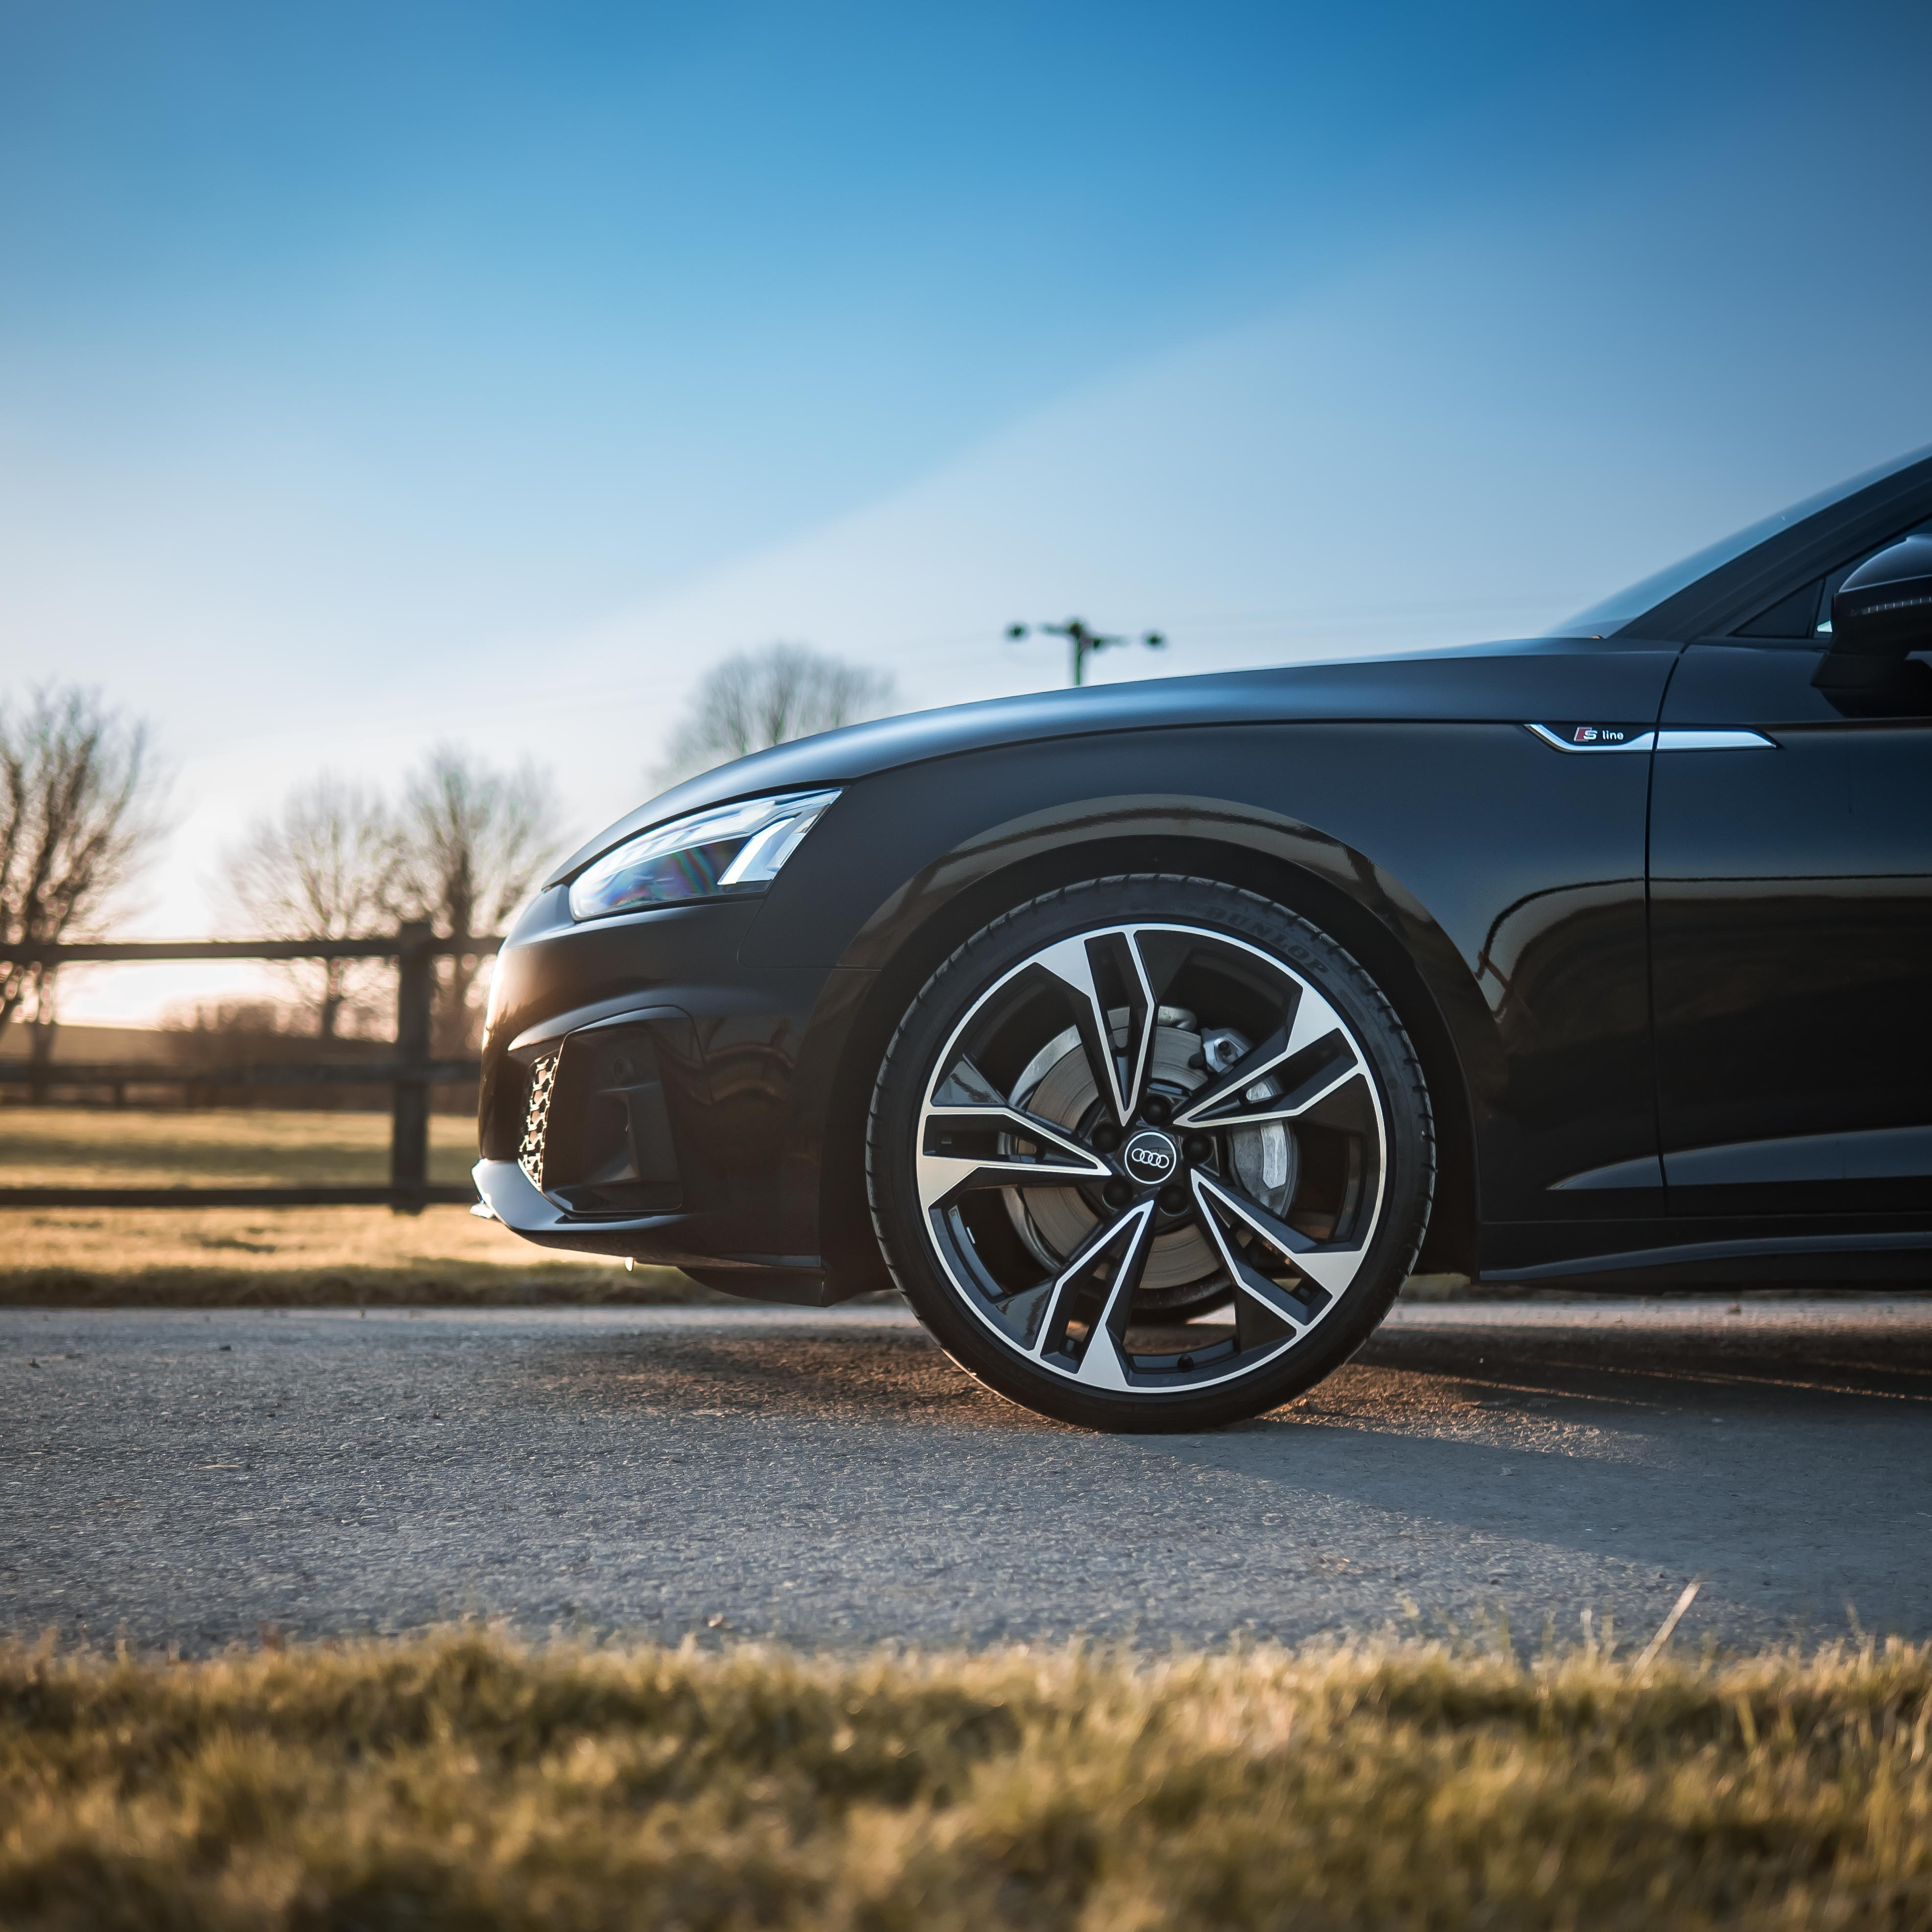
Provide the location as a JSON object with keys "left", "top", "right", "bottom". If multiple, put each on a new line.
{"left": 0, "top": 1204, "right": 712, "bottom": 1305}
{"left": 0, "top": 1107, "right": 711, "bottom": 1304}
{"left": 0, "top": 1104, "right": 477, "bottom": 1190}
{"left": 2, "top": 1630, "right": 1927, "bottom": 1930}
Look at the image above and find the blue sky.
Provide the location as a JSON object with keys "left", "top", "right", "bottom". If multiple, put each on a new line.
{"left": 3, "top": 0, "right": 1931, "bottom": 1015}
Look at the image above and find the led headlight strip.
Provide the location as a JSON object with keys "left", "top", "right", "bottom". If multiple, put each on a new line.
{"left": 567, "top": 789, "right": 840, "bottom": 921}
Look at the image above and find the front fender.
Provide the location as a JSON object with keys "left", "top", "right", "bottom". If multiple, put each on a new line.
{"left": 748, "top": 721, "right": 1658, "bottom": 1226}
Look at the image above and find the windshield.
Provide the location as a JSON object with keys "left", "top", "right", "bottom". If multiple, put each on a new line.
{"left": 1555, "top": 444, "right": 1932, "bottom": 635}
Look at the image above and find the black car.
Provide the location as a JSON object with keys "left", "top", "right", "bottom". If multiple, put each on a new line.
{"left": 476, "top": 446, "right": 1932, "bottom": 1430}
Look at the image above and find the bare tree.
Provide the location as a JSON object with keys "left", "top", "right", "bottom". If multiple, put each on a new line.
{"left": 394, "top": 747, "right": 562, "bottom": 1053}
{"left": 225, "top": 777, "right": 400, "bottom": 1040}
{"left": 0, "top": 686, "right": 160, "bottom": 1049}
{"left": 657, "top": 643, "right": 897, "bottom": 786}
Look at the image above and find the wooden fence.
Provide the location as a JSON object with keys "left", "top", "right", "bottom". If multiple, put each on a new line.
{"left": 0, "top": 925, "right": 501, "bottom": 1213}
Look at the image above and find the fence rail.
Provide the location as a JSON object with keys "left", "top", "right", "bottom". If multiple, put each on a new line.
{"left": 0, "top": 925, "right": 502, "bottom": 1213}
{"left": 0, "top": 938, "right": 452, "bottom": 964}
{"left": 2, "top": 1186, "right": 482, "bottom": 1209}
{"left": 0, "top": 1059, "right": 480, "bottom": 1091}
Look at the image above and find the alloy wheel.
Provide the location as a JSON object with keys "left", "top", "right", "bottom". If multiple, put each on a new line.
{"left": 910, "top": 920, "right": 1387, "bottom": 1395}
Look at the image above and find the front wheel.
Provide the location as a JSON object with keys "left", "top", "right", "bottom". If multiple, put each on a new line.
{"left": 866, "top": 875, "right": 1435, "bottom": 1431}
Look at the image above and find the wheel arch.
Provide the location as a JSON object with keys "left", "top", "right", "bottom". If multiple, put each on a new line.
{"left": 817, "top": 811, "right": 1484, "bottom": 1295}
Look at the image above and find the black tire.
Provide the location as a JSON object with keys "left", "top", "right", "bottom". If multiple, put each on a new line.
{"left": 866, "top": 874, "right": 1434, "bottom": 1431}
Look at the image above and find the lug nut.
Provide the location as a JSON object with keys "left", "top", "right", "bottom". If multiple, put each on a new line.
{"left": 1157, "top": 1184, "right": 1186, "bottom": 1215}
{"left": 1141, "top": 1095, "right": 1172, "bottom": 1125}
{"left": 1103, "top": 1178, "right": 1132, "bottom": 1209}
{"left": 1091, "top": 1123, "right": 1122, "bottom": 1153}
{"left": 1183, "top": 1135, "right": 1212, "bottom": 1164}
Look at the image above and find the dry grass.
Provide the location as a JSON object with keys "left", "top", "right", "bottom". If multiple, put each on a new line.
{"left": 1, "top": 1630, "right": 1928, "bottom": 1930}
{"left": 0, "top": 1105, "right": 477, "bottom": 1190}
{"left": 0, "top": 1205, "right": 710, "bottom": 1305}
{"left": 0, "top": 1109, "right": 715, "bottom": 1304}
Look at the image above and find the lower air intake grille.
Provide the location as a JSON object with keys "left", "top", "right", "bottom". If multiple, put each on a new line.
{"left": 518, "top": 1052, "right": 559, "bottom": 1190}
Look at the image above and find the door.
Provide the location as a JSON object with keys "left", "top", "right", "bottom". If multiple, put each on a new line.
{"left": 1649, "top": 599, "right": 1932, "bottom": 1223}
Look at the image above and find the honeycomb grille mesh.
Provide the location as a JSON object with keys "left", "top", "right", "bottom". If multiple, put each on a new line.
{"left": 518, "top": 1052, "right": 559, "bottom": 1190}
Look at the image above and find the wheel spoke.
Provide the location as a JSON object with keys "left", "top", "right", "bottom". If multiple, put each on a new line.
{"left": 1182, "top": 1049, "right": 1365, "bottom": 1130}
{"left": 929, "top": 1054, "right": 1008, "bottom": 1110}
{"left": 916, "top": 1105, "right": 1110, "bottom": 1211}
{"left": 1184, "top": 1173, "right": 1315, "bottom": 1336}
{"left": 1171, "top": 982, "right": 1348, "bottom": 1128}
{"left": 1190, "top": 1166, "right": 1368, "bottom": 1298}
{"left": 1033, "top": 929, "right": 1157, "bottom": 1126}
{"left": 1026, "top": 1198, "right": 1157, "bottom": 1389}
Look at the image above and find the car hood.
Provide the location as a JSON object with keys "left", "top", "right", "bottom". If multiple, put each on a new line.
{"left": 546, "top": 634, "right": 1670, "bottom": 885}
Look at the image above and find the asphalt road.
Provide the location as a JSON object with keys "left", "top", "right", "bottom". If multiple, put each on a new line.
{"left": 4, "top": 1298, "right": 1930, "bottom": 1654}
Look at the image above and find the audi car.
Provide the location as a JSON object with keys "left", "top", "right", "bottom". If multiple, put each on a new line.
{"left": 475, "top": 444, "right": 1932, "bottom": 1430}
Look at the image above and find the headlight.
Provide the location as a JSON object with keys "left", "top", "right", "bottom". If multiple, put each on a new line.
{"left": 567, "top": 789, "right": 840, "bottom": 922}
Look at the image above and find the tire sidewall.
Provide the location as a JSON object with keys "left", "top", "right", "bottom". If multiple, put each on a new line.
{"left": 866, "top": 874, "right": 1434, "bottom": 1432}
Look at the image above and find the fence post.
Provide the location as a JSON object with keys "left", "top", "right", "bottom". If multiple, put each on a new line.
{"left": 391, "top": 921, "right": 434, "bottom": 1214}
{"left": 26, "top": 1016, "right": 55, "bottom": 1107}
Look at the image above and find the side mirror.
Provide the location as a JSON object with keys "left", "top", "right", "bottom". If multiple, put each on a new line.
{"left": 1814, "top": 534, "right": 1932, "bottom": 690}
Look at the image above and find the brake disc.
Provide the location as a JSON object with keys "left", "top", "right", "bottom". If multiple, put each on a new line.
{"left": 999, "top": 1006, "right": 1298, "bottom": 1309}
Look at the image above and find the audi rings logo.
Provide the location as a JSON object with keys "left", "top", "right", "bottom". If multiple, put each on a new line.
{"left": 1123, "top": 1129, "right": 1178, "bottom": 1181}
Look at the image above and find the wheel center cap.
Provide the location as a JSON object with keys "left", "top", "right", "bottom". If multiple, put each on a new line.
{"left": 1121, "top": 1128, "right": 1180, "bottom": 1188}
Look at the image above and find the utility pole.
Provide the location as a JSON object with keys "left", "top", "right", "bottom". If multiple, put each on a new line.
{"left": 1006, "top": 618, "right": 1165, "bottom": 687}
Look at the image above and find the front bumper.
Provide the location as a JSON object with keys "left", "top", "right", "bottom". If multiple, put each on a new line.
{"left": 475, "top": 889, "right": 869, "bottom": 1297}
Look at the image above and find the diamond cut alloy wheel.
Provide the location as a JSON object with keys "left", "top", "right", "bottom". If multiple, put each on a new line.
{"left": 869, "top": 877, "right": 1434, "bottom": 1430}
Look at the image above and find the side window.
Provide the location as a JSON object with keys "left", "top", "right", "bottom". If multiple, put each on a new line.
{"left": 1732, "top": 516, "right": 1932, "bottom": 640}
{"left": 1735, "top": 576, "right": 1824, "bottom": 638}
